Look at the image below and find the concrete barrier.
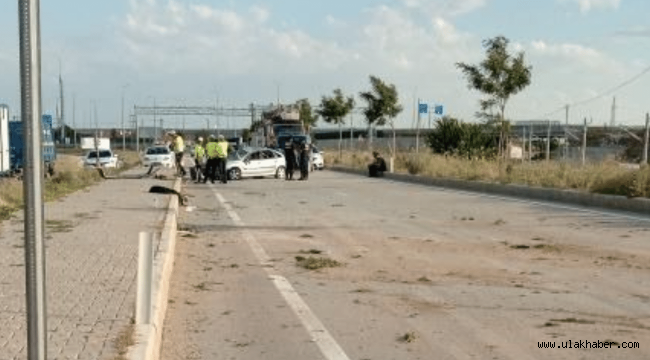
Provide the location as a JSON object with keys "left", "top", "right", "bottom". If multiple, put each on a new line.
{"left": 329, "top": 166, "right": 650, "bottom": 215}
{"left": 128, "top": 177, "right": 181, "bottom": 360}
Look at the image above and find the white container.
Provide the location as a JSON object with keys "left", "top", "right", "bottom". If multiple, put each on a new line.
{"left": 80, "top": 137, "right": 110, "bottom": 150}
{"left": 0, "top": 105, "right": 10, "bottom": 173}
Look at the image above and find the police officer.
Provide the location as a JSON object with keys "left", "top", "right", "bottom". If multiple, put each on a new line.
{"left": 193, "top": 137, "right": 206, "bottom": 183}
{"left": 216, "top": 134, "right": 230, "bottom": 184}
{"left": 170, "top": 130, "right": 186, "bottom": 177}
{"left": 298, "top": 140, "right": 310, "bottom": 181}
{"left": 203, "top": 135, "right": 218, "bottom": 184}
{"left": 284, "top": 137, "right": 296, "bottom": 180}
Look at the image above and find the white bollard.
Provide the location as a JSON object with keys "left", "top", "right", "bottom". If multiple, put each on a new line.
{"left": 136, "top": 232, "right": 153, "bottom": 325}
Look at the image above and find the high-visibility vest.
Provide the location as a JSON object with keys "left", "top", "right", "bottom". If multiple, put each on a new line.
{"left": 194, "top": 145, "right": 205, "bottom": 158}
{"left": 216, "top": 140, "right": 228, "bottom": 158}
{"left": 206, "top": 142, "right": 219, "bottom": 158}
{"left": 174, "top": 136, "right": 185, "bottom": 152}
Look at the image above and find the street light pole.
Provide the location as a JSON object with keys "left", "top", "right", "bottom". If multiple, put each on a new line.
{"left": 121, "top": 84, "right": 129, "bottom": 151}
{"left": 18, "top": 0, "right": 48, "bottom": 359}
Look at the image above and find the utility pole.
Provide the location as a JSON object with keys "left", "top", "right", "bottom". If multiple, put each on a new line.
{"left": 18, "top": 0, "right": 48, "bottom": 358}
{"left": 546, "top": 120, "right": 551, "bottom": 161}
{"left": 153, "top": 98, "right": 157, "bottom": 145}
{"left": 643, "top": 113, "right": 649, "bottom": 165}
{"left": 134, "top": 106, "right": 140, "bottom": 154}
{"left": 121, "top": 85, "right": 128, "bottom": 151}
{"left": 415, "top": 99, "right": 422, "bottom": 153}
{"left": 610, "top": 97, "right": 616, "bottom": 127}
{"left": 350, "top": 113, "right": 354, "bottom": 150}
{"left": 529, "top": 124, "right": 533, "bottom": 161}
{"left": 521, "top": 126, "right": 526, "bottom": 162}
{"left": 59, "top": 71, "right": 64, "bottom": 145}
{"left": 582, "top": 118, "right": 588, "bottom": 166}
{"left": 72, "top": 95, "right": 76, "bottom": 147}
{"left": 564, "top": 104, "right": 569, "bottom": 160}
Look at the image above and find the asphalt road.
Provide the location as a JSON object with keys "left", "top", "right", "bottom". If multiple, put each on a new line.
{"left": 161, "top": 170, "right": 650, "bottom": 360}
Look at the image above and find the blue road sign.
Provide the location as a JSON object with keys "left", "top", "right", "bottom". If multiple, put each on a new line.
{"left": 434, "top": 105, "right": 444, "bottom": 115}
{"left": 418, "top": 103, "right": 428, "bottom": 114}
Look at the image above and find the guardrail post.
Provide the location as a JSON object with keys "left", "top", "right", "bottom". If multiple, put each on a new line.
{"left": 136, "top": 232, "right": 153, "bottom": 325}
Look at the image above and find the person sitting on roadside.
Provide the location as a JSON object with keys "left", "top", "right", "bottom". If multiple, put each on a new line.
{"left": 368, "top": 151, "right": 387, "bottom": 177}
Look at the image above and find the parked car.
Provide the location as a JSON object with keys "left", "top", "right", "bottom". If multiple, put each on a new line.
{"left": 311, "top": 146, "right": 324, "bottom": 171}
{"left": 84, "top": 149, "right": 120, "bottom": 168}
{"left": 226, "top": 147, "right": 286, "bottom": 180}
{"left": 142, "top": 146, "right": 175, "bottom": 168}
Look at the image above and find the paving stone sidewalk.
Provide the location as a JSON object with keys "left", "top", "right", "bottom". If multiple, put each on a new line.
{"left": 0, "top": 169, "right": 175, "bottom": 360}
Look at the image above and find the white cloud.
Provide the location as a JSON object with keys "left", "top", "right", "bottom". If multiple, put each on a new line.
{"left": 399, "top": 0, "right": 488, "bottom": 16}
{"left": 561, "top": 0, "right": 622, "bottom": 13}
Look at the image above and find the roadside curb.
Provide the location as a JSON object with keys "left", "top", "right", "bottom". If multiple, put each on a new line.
{"left": 128, "top": 177, "right": 182, "bottom": 360}
{"left": 329, "top": 166, "right": 650, "bottom": 216}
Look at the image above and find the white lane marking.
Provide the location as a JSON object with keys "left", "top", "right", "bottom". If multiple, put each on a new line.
{"left": 388, "top": 179, "right": 650, "bottom": 223}
{"left": 212, "top": 189, "right": 352, "bottom": 360}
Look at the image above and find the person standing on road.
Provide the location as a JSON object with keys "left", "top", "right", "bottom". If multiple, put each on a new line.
{"left": 298, "top": 140, "right": 310, "bottom": 181}
{"left": 284, "top": 137, "right": 296, "bottom": 180}
{"left": 203, "top": 135, "right": 218, "bottom": 184}
{"left": 170, "top": 131, "right": 186, "bottom": 177}
{"left": 216, "top": 134, "right": 230, "bottom": 184}
{"left": 193, "top": 137, "right": 206, "bottom": 183}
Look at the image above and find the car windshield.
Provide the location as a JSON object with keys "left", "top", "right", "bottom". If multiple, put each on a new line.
{"left": 146, "top": 147, "right": 170, "bottom": 155}
{"left": 87, "top": 150, "right": 112, "bottom": 159}
{"left": 228, "top": 148, "right": 249, "bottom": 160}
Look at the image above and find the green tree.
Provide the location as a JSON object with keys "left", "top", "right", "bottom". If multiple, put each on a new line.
{"left": 296, "top": 98, "right": 319, "bottom": 134}
{"left": 316, "top": 89, "right": 355, "bottom": 158}
{"left": 359, "top": 75, "right": 403, "bottom": 159}
{"left": 456, "top": 36, "right": 532, "bottom": 158}
{"left": 427, "top": 117, "right": 496, "bottom": 159}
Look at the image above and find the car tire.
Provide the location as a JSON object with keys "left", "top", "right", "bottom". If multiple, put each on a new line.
{"left": 228, "top": 168, "right": 241, "bottom": 181}
{"left": 275, "top": 166, "right": 286, "bottom": 179}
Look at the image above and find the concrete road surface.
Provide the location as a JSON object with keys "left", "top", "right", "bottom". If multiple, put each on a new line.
{"left": 161, "top": 171, "right": 650, "bottom": 360}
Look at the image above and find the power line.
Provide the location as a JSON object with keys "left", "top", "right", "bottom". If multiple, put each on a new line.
{"left": 539, "top": 63, "right": 650, "bottom": 119}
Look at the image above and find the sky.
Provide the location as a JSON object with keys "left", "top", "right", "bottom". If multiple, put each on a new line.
{"left": 0, "top": 0, "right": 649, "bottom": 130}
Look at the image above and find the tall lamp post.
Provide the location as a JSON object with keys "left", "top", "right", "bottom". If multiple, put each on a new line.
{"left": 121, "top": 83, "right": 130, "bottom": 151}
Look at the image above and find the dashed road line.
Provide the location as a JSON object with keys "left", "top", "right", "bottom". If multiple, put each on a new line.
{"left": 211, "top": 188, "right": 352, "bottom": 360}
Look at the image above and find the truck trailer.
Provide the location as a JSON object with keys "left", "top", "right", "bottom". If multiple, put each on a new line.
{"left": 7, "top": 111, "right": 57, "bottom": 175}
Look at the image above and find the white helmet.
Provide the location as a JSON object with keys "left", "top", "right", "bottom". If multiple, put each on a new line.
{"left": 198, "top": 137, "right": 203, "bottom": 142}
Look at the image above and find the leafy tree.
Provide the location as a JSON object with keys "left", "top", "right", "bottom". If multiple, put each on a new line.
{"left": 241, "top": 128, "right": 252, "bottom": 144}
{"left": 296, "top": 98, "right": 319, "bottom": 134}
{"left": 316, "top": 89, "right": 355, "bottom": 158}
{"left": 359, "top": 75, "right": 403, "bottom": 158}
{"left": 456, "top": 36, "right": 532, "bottom": 158}
{"left": 427, "top": 117, "right": 496, "bottom": 159}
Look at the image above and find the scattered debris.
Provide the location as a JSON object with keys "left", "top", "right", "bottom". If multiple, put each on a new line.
{"left": 494, "top": 219, "right": 507, "bottom": 226}
{"left": 549, "top": 318, "right": 595, "bottom": 325}
{"left": 295, "top": 256, "right": 342, "bottom": 270}
{"left": 398, "top": 331, "right": 418, "bottom": 343}
{"left": 299, "top": 249, "right": 323, "bottom": 255}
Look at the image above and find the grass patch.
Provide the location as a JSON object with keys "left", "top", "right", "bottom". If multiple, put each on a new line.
{"left": 111, "top": 323, "right": 135, "bottom": 360}
{"left": 550, "top": 318, "right": 596, "bottom": 325}
{"left": 45, "top": 219, "right": 75, "bottom": 233}
{"left": 295, "top": 256, "right": 343, "bottom": 270}
{"left": 193, "top": 282, "right": 210, "bottom": 291}
{"left": 398, "top": 331, "right": 418, "bottom": 343}
{"left": 0, "top": 152, "right": 142, "bottom": 222}
{"left": 510, "top": 244, "right": 531, "bottom": 250}
{"left": 325, "top": 150, "right": 650, "bottom": 199}
{"left": 300, "top": 234, "right": 314, "bottom": 238}
{"left": 299, "top": 249, "right": 323, "bottom": 255}
{"left": 417, "top": 276, "right": 432, "bottom": 283}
